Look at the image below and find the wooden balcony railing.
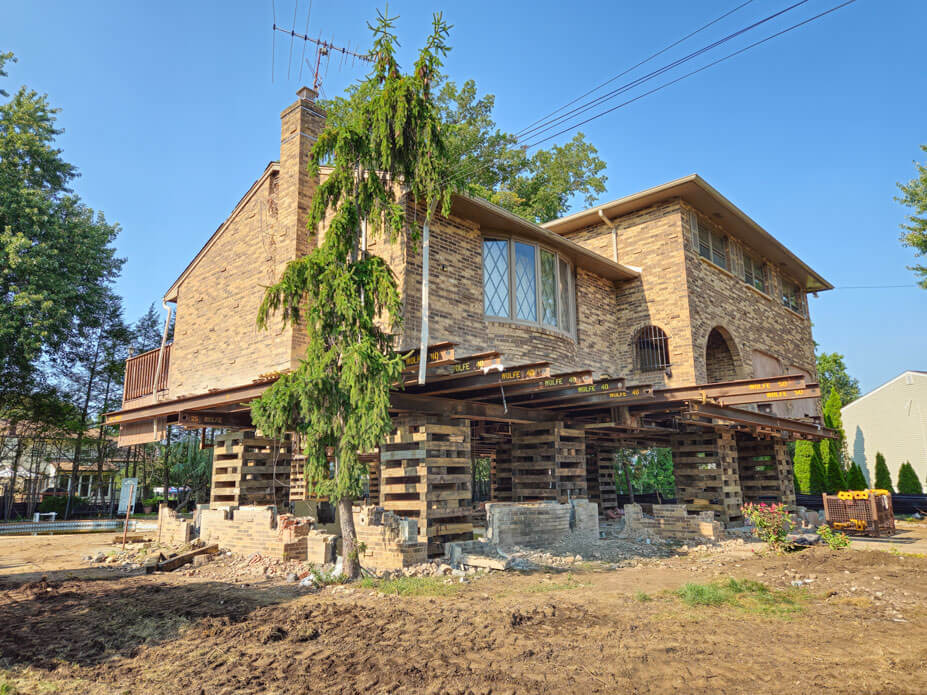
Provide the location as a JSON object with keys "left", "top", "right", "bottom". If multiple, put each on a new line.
{"left": 123, "top": 343, "right": 171, "bottom": 402}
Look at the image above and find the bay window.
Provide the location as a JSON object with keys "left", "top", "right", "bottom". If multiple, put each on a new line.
{"left": 482, "top": 237, "right": 576, "bottom": 335}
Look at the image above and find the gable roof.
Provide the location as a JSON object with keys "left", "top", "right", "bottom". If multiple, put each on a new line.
{"left": 542, "top": 174, "right": 832, "bottom": 293}
{"left": 842, "top": 370, "right": 927, "bottom": 411}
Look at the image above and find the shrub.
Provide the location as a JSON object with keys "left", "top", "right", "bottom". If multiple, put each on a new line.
{"left": 142, "top": 497, "right": 163, "bottom": 508}
{"left": 37, "top": 495, "right": 86, "bottom": 516}
{"left": 897, "top": 462, "right": 923, "bottom": 495}
{"left": 742, "top": 502, "right": 794, "bottom": 552}
{"left": 808, "top": 447, "right": 828, "bottom": 495}
{"left": 817, "top": 524, "right": 851, "bottom": 549}
{"left": 824, "top": 452, "right": 847, "bottom": 493}
{"left": 845, "top": 462, "right": 868, "bottom": 491}
{"left": 874, "top": 452, "right": 894, "bottom": 493}
{"left": 793, "top": 441, "right": 814, "bottom": 493}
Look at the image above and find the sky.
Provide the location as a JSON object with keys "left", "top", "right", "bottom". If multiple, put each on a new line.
{"left": 3, "top": 0, "right": 925, "bottom": 394}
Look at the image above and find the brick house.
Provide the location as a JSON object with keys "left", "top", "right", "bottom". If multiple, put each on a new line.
{"left": 107, "top": 88, "right": 832, "bottom": 553}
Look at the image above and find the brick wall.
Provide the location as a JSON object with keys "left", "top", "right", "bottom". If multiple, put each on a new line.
{"left": 157, "top": 504, "right": 192, "bottom": 545}
{"left": 353, "top": 506, "right": 427, "bottom": 570}
{"left": 622, "top": 503, "right": 723, "bottom": 542}
{"left": 485, "top": 500, "right": 599, "bottom": 548}
{"left": 198, "top": 506, "right": 331, "bottom": 561}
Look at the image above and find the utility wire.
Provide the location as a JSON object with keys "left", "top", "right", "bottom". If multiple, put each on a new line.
{"left": 517, "top": 0, "right": 810, "bottom": 143}
{"left": 515, "top": 0, "right": 758, "bottom": 139}
{"left": 519, "top": 0, "right": 858, "bottom": 150}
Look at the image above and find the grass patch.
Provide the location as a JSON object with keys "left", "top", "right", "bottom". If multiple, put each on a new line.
{"left": 674, "top": 578, "right": 805, "bottom": 616}
{"left": 889, "top": 547, "right": 927, "bottom": 559}
{"left": 523, "top": 573, "right": 585, "bottom": 593}
{"left": 359, "top": 576, "right": 460, "bottom": 597}
{"left": 634, "top": 591, "right": 653, "bottom": 602}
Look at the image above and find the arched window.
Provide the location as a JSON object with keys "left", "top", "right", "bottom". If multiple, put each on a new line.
{"left": 635, "top": 326, "right": 670, "bottom": 371}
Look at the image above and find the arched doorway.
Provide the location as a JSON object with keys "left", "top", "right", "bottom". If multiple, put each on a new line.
{"left": 705, "top": 327, "right": 739, "bottom": 383}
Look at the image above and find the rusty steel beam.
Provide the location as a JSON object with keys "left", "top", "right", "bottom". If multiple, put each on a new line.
{"left": 685, "top": 401, "right": 834, "bottom": 438}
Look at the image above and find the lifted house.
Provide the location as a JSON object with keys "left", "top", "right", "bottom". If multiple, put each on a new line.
{"left": 107, "top": 88, "right": 833, "bottom": 555}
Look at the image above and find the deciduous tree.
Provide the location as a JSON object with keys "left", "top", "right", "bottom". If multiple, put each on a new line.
{"left": 896, "top": 144, "right": 927, "bottom": 288}
{"left": 815, "top": 352, "right": 860, "bottom": 405}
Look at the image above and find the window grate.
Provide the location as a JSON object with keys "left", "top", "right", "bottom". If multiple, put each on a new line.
{"left": 636, "top": 325, "right": 670, "bottom": 371}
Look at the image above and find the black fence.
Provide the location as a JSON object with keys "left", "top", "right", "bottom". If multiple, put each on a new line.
{"left": 797, "top": 493, "right": 927, "bottom": 515}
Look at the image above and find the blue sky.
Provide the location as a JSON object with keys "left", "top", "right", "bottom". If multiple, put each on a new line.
{"left": 4, "top": 0, "right": 925, "bottom": 394}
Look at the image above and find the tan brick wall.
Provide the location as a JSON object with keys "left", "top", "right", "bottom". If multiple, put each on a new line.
{"left": 157, "top": 504, "right": 192, "bottom": 545}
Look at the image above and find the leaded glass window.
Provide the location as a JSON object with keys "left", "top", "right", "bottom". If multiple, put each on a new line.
{"left": 558, "top": 257, "right": 573, "bottom": 333}
{"left": 482, "top": 239, "right": 509, "bottom": 316}
{"left": 514, "top": 242, "right": 537, "bottom": 321}
{"left": 540, "top": 249, "right": 558, "bottom": 327}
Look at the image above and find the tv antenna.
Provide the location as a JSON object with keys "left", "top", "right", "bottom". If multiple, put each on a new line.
{"left": 271, "top": 1, "right": 372, "bottom": 90}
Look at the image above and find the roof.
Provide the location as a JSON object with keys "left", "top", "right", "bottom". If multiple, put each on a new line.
{"left": 842, "top": 370, "right": 927, "bottom": 412}
{"left": 542, "top": 174, "right": 833, "bottom": 293}
{"left": 163, "top": 165, "right": 640, "bottom": 302}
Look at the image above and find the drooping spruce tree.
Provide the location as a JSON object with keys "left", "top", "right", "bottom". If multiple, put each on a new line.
{"left": 250, "top": 11, "right": 457, "bottom": 578}
{"left": 897, "top": 462, "right": 923, "bottom": 495}
{"left": 874, "top": 452, "right": 894, "bottom": 492}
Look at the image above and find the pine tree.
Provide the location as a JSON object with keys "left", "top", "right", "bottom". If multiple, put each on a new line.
{"left": 897, "top": 462, "right": 924, "bottom": 495}
{"left": 874, "top": 452, "right": 894, "bottom": 492}
{"left": 825, "top": 451, "right": 847, "bottom": 493}
{"left": 845, "top": 462, "right": 867, "bottom": 491}
{"left": 808, "top": 446, "right": 828, "bottom": 495}
{"left": 793, "top": 440, "right": 814, "bottom": 494}
{"left": 250, "top": 11, "right": 457, "bottom": 579}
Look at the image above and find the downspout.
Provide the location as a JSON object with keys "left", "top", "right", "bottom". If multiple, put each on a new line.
{"left": 597, "top": 209, "right": 619, "bottom": 263}
{"left": 417, "top": 200, "right": 438, "bottom": 385}
{"left": 152, "top": 300, "right": 174, "bottom": 396}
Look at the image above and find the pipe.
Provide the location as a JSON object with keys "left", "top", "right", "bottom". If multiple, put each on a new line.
{"left": 597, "top": 209, "right": 619, "bottom": 263}
{"left": 417, "top": 200, "right": 438, "bottom": 385}
{"left": 151, "top": 300, "right": 174, "bottom": 396}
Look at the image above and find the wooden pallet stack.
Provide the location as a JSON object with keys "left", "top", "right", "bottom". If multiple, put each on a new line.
{"left": 361, "top": 450, "right": 381, "bottom": 504}
{"left": 585, "top": 444, "right": 601, "bottom": 505}
{"left": 584, "top": 444, "right": 619, "bottom": 513}
{"left": 210, "top": 431, "right": 291, "bottom": 507}
{"left": 379, "top": 415, "right": 473, "bottom": 557}
{"left": 670, "top": 430, "right": 743, "bottom": 523}
{"left": 736, "top": 435, "right": 784, "bottom": 504}
{"left": 491, "top": 442, "right": 513, "bottom": 501}
{"left": 511, "top": 422, "right": 587, "bottom": 503}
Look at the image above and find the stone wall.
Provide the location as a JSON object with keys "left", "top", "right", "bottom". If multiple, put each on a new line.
{"left": 157, "top": 504, "right": 193, "bottom": 545}
{"left": 622, "top": 503, "right": 723, "bottom": 542}
{"left": 198, "top": 505, "right": 333, "bottom": 562}
{"left": 354, "top": 506, "right": 427, "bottom": 570}
{"left": 485, "top": 500, "right": 599, "bottom": 549}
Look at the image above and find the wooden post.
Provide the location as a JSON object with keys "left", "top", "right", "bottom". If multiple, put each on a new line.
{"left": 121, "top": 482, "right": 135, "bottom": 551}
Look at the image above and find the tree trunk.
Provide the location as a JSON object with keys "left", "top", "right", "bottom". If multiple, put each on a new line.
{"left": 623, "top": 458, "right": 635, "bottom": 504}
{"left": 93, "top": 368, "right": 114, "bottom": 504}
{"left": 66, "top": 334, "right": 102, "bottom": 519}
{"left": 338, "top": 497, "right": 359, "bottom": 578}
{"left": 161, "top": 425, "right": 173, "bottom": 504}
{"left": 4, "top": 436, "right": 25, "bottom": 520}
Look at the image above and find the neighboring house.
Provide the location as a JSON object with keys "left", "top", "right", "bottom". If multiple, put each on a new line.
{"left": 843, "top": 371, "right": 927, "bottom": 486}
{"left": 50, "top": 460, "right": 121, "bottom": 503}
{"left": 106, "top": 88, "right": 832, "bottom": 544}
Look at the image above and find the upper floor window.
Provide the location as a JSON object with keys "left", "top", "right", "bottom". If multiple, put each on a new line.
{"left": 743, "top": 252, "right": 767, "bottom": 293}
{"left": 482, "top": 237, "right": 575, "bottom": 334}
{"left": 781, "top": 278, "right": 803, "bottom": 314}
{"left": 690, "top": 211, "right": 728, "bottom": 270}
{"left": 635, "top": 325, "right": 670, "bottom": 371}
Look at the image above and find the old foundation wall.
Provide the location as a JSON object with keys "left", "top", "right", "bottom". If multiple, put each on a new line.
{"left": 198, "top": 505, "right": 334, "bottom": 563}
{"left": 622, "top": 503, "right": 723, "bottom": 542}
{"left": 485, "top": 500, "right": 599, "bottom": 548}
{"left": 157, "top": 505, "right": 193, "bottom": 545}
{"left": 354, "top": 506, "right": 428, "bottom": 570}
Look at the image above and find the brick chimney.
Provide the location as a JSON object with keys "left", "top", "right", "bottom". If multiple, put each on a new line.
{"left": 279, "top": 87, "right": 326, "bottom": 255}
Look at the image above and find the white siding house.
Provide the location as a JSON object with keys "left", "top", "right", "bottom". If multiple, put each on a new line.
{"left": 842, "top": 371, "right": 927, "bottom": 487}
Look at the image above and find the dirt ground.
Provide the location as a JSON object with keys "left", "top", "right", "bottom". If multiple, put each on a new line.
{"left": 1, "top": 528, "right": 926, "bottom": 695}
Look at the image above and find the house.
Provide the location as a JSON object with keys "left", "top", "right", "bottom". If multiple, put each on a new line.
{"left": 842, "top": 371, "right": 927, "bottom": 486}
{"left": 105, "top": 88, "right": 832, "bottom": 554}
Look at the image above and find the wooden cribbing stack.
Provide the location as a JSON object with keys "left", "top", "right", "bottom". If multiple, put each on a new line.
{"left": 670, "top": 430, "right": 743, "bottom": 523}
{"left": 511, "top": 422, "right": 587, "bottom": 503}
{"left": 210, "top": 431, "right": 291, "bottom": 507}
{"left": 379, "top": 415, "right": 473, "bottom": 557}
{"left": 491, "top": 441, "right": 513, "bottom": 501}
{"left": 585, "top": 444, "right": 618, "bottom": 513}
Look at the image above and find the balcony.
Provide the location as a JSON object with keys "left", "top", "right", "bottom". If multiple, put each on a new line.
{"left": 123, "top": 343, "right": 171, "bottom": 403}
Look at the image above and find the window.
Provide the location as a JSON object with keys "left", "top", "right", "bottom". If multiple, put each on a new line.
{"left": 635, "top": 325, "right": 670, "bottom": 371}
{"left": 481, "top": 238, "right": 575, "bottom": 334}
{"left": 781, "top": 278, "right": 803, "bottom": 314}
{"left": 690, "top": 211, "right": 728, "bottom": 270}
{"left": 743, "top": 252, "right": 767, "bottom": 293}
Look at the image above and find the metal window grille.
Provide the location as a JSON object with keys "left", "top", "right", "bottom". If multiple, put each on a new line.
{"left": 636, "top": 326, "right": 670, "bottom": 371}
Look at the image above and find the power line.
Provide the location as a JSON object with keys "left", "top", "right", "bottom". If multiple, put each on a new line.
{"left": 521, "top": 0, "right": 858, "bottom": 150}
{"left": 515, "top": 0, "right": 758, "bottom": 138}
{"left": 518, "top": 0, "right": 811, "bottom": 143}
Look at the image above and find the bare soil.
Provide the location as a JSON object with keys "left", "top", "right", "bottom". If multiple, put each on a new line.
{"left": 1, "top": 532, "right": 926, "bottom": 694}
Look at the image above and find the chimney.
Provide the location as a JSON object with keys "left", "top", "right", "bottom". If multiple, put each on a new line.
{"left": 279, "top": 87, "right": 326, "bottom": 255}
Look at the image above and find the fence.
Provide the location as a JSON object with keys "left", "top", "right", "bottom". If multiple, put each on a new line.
{"left": 0, "top": 519, "right": 159, "bottom": 536}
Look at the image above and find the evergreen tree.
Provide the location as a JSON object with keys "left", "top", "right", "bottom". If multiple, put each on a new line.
{"left": 825, "top": 450, "right": 847, "bottom": 492}
{"left": 896, "top": 143, "right": 927, "bottom": 288}
{"left": 897, "top": 462, "right": 923, "bottom": 495}
{"left": 808, "top": 446, "right": 827, "bottom": 495}
{"left": 874, "top": 452, "right": 894, "bottom": 492}
{"left": 251, "top": 12, "right": 458, "bottom": 578}
{"left": 792, "top": 440, "right": 814, "bottom": 494}
{"left": 845, "top": 461, "right": 867, "bottom": 491}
